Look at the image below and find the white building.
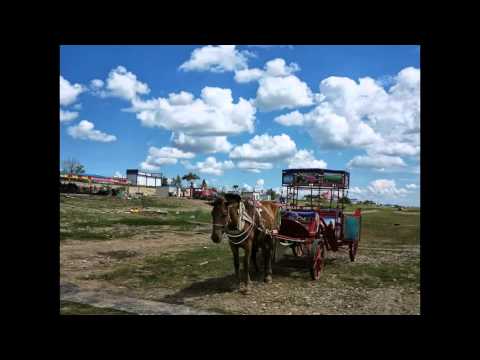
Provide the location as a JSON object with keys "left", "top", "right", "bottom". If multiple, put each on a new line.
{"left": 241, "top": 191, "right": 260, "bottom": 200}
{"left": 126, "top": 169, "right": 163, "bottom": 187}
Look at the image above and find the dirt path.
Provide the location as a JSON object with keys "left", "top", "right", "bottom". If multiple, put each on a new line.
{"left": 60, "top": 282, "right": 218, "bottom": 315}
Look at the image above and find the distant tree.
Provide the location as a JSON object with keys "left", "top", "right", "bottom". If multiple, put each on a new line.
{"left": 201, "top": 179, "right": 207, "bottom": 189}
{"left": 340, "top": 196, "right": 352, "bottom": 204}
{"left": 62, "top": 158, "right": 85, "bottom": 175}
{"left": 161, "top": 177, "right": 169, "bottom": 186}
{"left": 182, "top": 172, "right": 200, "bottom": 186}
{"left": 265, "top": 188, "right": 278, "bottom": 200}
{"left": 233, "top": 185, "right": 239, "bottom": 192}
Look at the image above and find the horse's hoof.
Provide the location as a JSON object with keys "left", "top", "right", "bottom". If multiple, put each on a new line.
{"left": 264, "top": 275, "right": 272, "bottom": 283}
{"left": 241, "top": 283, "right": 251, "bottom": 294}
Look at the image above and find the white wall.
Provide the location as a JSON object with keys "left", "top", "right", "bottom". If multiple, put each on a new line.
{"left": 137, "top": 175, "right": 147, "bottom": 186}
{"left": 147, "top": 177, "right": 156, "bottom": 187}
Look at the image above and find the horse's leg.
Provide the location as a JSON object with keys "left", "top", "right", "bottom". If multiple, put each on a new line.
{"left": 243, "top": 240, "right": 252, "bottom": 289}
{"left": 230, "top": 244, "right": 240, "bottom": 281}
{"left": 263, "top": 236, "right": 273, "bottom": 283}
{"left": 251, "top": 243, "right": 259, "bottom": 273}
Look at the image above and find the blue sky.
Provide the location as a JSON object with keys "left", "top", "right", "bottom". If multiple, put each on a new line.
{"left": 60, "top": 45, "right": 420, "bottom": 206}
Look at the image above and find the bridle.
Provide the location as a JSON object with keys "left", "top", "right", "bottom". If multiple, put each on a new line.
{"left": 212, "top": 200, "right": 257, "bottom": 245}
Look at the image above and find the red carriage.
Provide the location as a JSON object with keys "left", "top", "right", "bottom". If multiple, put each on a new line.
{"left": 272, "top": 168, "right": 362, "bottom": 280}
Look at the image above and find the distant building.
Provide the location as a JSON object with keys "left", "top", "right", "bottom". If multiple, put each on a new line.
{"left": 241, "top": 191, "right": 260, "bottom": 200}
{"left": 241, "top": 190, "right": 270, "bottom": 201}
{"left": 126, "top": 169, "right": 163, "bottom": 187}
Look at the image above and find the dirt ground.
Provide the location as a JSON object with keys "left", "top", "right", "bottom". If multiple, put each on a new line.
{"left": 60, "top": 195, "right": 420, "bottom": 315}
{"left": 61, "top": 237, "right": 419, "bottom": 315}
{"left": 61, "top": 229, "right": 210, "bottom": 295}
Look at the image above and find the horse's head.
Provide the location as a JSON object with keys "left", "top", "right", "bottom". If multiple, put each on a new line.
{"left": 209, "top": 193, "right": 242, "bottom": 243}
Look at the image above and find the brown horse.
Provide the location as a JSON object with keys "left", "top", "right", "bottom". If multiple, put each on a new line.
{"left": 210, "top": 193, "right": 277, "bottom": 290}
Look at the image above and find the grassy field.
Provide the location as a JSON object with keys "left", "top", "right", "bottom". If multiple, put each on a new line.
{"left": 60, "top": 194, "right": 420, "bottom": 315}
{"left": 60, "top": 194, "right": 211, "bottom": 241}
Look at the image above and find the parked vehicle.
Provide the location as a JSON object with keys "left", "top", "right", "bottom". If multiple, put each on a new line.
{"left": 272, "top": 168, "right": 362, "bottom": 280}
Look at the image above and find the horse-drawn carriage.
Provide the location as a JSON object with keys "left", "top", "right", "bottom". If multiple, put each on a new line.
{"left": 271, "top": 168, "right": 362, "bottom": 280}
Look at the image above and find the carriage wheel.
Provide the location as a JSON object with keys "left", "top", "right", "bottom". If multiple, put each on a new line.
{"left": 310, "top": 240, "right": 326, "bottom": 280}
{"left": 349, "top": 241, "right": 358, "bottom": 262}
{"left": 292, "top": 243, "right": 304, "bottom": 257}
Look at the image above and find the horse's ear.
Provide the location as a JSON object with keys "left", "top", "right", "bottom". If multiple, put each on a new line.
{"left": 224, "top": 193, "right": 241, "bottom": 203}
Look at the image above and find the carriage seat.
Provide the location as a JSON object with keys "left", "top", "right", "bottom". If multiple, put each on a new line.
{"left": 282, "top": 210, "right": 320, "bottom": 236}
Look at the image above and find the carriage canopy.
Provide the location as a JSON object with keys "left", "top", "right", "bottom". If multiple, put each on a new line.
{"left": 282, "top": 169, "right": 350, "bottom": 189}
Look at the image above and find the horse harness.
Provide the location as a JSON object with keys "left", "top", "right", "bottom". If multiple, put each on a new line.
{"left": 213, "top": 200, "right": 271, "bottom": 245}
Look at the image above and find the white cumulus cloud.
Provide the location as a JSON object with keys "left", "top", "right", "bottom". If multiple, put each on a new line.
{"left": 273, "top": 67, "right": 420, "bottom": 170}
{"left": 128, "top": 87, "right": 256, "bottom": 137}
{"left": 286, "top": 149, "right": 327, "bottom": 169}
{"left": 349, "top": 179, "right": 415, "bottom": 204}
{"left": 256, "top": 74, "right": 313, "bottom": 112}
{"left": 234, "top": 68, "right": 264, "bottom": 83}
{"left": 236, "top": 161, "right": 273, "bottom": 173}
{"left": 232, "top": 58, "right": 313, "bottom": 112}
{"left": 347, "top": 154, "right": 407, "bottom": 170}
{"left": 230, "top": 133, "right": 297, "bottom": 161}
{"left": 90, "top": 79, "right": 104, "bottom": 89}
{"left": 274, "top": 110, "right": 305, "bottom": 126}
{"left": 171, "top": 132, "right": 232, "bottom": 154}
{"left": 168, "top": 91, "right": 194, "bottom": 105}
{"left": 264, "top": 58, "right": 300, "bottom": 77}
{"left": 98, "top": 66, "right": 150, "bottom": 101}
{"left": 60, "top": 76, "right": 85, "bottom": 106}
{"left": 60, "top": 109, "right": 79, "bottom": 123}
{"left": 179, "top": 45, "right": 251, "bottom": 73}
{"left": 367, "top": 179, "right": 409, "bottom": 197}
{"left": 140, "top": 146, "right": 195, "bottom": 170}
{"left": 67, "top": 120, "right": 117, "bottom": 142}
{"left": 366, "top": 141, "right": 420, "bottom": 157}
{"left": 182, "top": 156, "right": 235, "bottom": 176}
